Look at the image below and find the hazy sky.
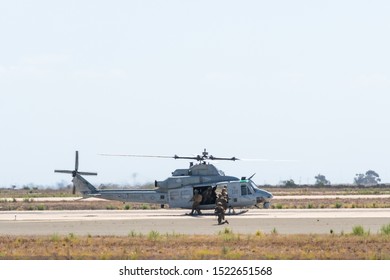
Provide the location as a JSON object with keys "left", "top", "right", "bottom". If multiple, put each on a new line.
{"left": 1, "top": 1, "right": 389, "bottom": 187}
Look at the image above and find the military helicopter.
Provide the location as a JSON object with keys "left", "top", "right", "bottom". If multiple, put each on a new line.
{"left": 55, "top": 149, "right": 273, "bottom": 213}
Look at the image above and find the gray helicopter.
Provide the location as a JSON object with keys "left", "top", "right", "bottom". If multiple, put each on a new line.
{"left": 55, "top": 149, "right": 273, "bottom": 213}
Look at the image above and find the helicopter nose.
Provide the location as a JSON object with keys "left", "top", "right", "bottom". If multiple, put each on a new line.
{"left": 256, "top": 197, "right": 264, "bottom": 204}
{"left": 256, "top": 192, "right": 273, "bottom": 204}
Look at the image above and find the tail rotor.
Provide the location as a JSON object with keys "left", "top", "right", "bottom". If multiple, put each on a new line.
{"left": 55, "top": 151, "right": 97, "bottom": 194}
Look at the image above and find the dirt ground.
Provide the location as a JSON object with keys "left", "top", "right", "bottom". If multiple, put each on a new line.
{"left": 1, "top": 233, "right": 390, "bottom": 260}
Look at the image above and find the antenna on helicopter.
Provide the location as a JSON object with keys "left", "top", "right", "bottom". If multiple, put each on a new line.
{"left": 248, "top": 173, "right": 256, "bottom": 180}
{"left": 54, "top": 151, "right": 97, "bottom": 194}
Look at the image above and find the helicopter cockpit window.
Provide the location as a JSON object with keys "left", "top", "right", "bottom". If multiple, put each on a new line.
{"left": 241, "top": 184, "right": 252, "bottom": 196}
{"left": 249, "top": 180, "right": 261, "bottom": 193}
{"left": 218, "top": 170, "right": 225, "bottom": 176}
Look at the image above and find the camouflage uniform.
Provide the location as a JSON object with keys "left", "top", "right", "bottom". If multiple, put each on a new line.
{"left": 221, "top": 186, "right": 228, "bottom": 198}
{"left": 222, "top": 186, "right": 235, "bottom": 214}
{"left": 190, "top": 190, "right": 202, "bottom": 215}
{"left": 215, "top": 202, "right": 229, "bottom": 225}
{"left": 216, "top": 193, "right": 228, "bottom": 211}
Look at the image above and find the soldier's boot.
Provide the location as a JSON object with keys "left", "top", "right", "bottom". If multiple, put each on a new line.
{"left": 225, "top": 220, "right": 229, "bottom": 224}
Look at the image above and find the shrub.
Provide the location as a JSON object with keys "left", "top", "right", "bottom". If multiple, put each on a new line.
{"left": 147, "top": 230, "right": 160, "bottom": 241}
{"left": 380, "top": 224, "right": 390, "bottom": 235}
{"left": 352, "top": 225, "right": 369, "bottom": 236}
{"left": 36, "top": 204, "right": 46, "bottom": 210}
{"left": 124, "top": 204, "right": 131, "bottom": 210}
{"left": 128, "top": 230, "right": 139, "bottom": 237}
{"left": 255, "top": 230, "right": 264, "bottom": 237}
{"left": 50, "top": 233, "right": 60, "bottom": 242}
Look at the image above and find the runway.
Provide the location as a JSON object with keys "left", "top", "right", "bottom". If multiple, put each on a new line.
{"left": 1, "top": 208, "right": 390, "bottom": 235}
{"left": 4, "top": 194, "right": 390, "bottom": 202}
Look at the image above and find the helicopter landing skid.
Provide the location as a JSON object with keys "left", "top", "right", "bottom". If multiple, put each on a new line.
{"left": 226, "top": 209, "right": 248, "bottom": 216}
{"left": 185, "top": 209, "right": 249, "bottom": 216}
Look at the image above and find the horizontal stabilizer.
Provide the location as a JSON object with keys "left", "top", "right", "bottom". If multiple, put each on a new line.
{"left": 78, "top": 172, "right": 98, "bottom": 176}
{"left": 54, "top": 170, "right": 74, "bottom": 174}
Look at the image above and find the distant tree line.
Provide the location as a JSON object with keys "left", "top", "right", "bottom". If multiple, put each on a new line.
{"left": 280, "top": 170, "right": 382, "bottom": 187}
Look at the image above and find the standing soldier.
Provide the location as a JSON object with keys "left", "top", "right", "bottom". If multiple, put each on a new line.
{"left": 215, "top": 202, "right": 229, "bottom": 225}
{"left": 221, "top": 186, "right": 228, "bottom": 200}
{"left": 189, "top": 189, "right": 202, "bottom": 215}
{"left": 221, "top": 185, "right": 235, "bottom": 214}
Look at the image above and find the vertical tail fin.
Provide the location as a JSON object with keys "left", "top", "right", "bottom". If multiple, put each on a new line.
{"left": 72, "top": 174, "right": 99, "bottom": 196}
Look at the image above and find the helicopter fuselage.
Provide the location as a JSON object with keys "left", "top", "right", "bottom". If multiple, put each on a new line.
{"left": 79, "top": 177, "right": 273, "bottom": 210}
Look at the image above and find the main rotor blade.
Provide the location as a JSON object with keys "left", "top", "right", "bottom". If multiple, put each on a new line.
{"left": 99, "top": 153, "right": 175, "bottom": 159}
{"left": 100, "top": 152, "right": 239, "bottom": 162}
{"left": 99, "top": 154, "right": 202, "bottom": 160}
{"left": 209, "top": 156, "right": 239, "bottom": 161}
{"left": 240, "top": 158, "right": 299, "bottom": 162}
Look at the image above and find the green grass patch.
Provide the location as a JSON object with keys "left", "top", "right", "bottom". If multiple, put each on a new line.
{"left": 36, "top": 204, "right": 46, "bottom": 210}
{"left": 380, "top": 224, "right": 390, "bottom": 235}
{"left": 335, "top": 202, "right": 342, "bottom": 208}
{"left": 352, "top": 225, "right": 370, "bottom": 236}
{"left": 147, "top": 230, "right": 161, "bottom": 241}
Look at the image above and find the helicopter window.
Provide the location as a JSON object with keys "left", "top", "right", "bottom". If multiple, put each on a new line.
{"left": 241, "top": 184, "right": 252, "bottom": 195}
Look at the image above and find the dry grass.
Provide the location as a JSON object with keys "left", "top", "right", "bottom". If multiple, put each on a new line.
{"left": 268, "top": 186, "right": 390, "bottom": 196}
{"left": 0, "top": 187, "right": 78, "bottom": 198}
{"left": 1, "top": 231, "right": 390, "bottom": 260}
{"left": 271, "top": 197, "right": 390, "bottom": 209}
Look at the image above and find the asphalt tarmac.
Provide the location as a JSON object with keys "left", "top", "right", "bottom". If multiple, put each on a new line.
{"left": 1, "top": 208, "right": 390, "bottom": 235}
